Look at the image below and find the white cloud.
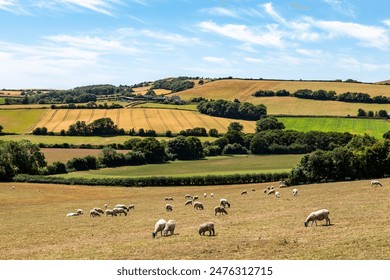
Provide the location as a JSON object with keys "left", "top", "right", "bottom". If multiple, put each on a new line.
{"left": 336, "top": 55, "right": 390, "bottom": 72}
{"left": 243, "top": 57, "right": 263, "bottom": 64}
{"left": 198, "top": 21, "right": 284, "bottom": 48}
{"left": 263, "top": 2, "right": 287, "bottom": 24}
{"left": 383, "top": 19, "right": 390, "bottom": 27}
{"left": 296, "top": 48, "right": 324, "bottom": 57}
{"left": 59, "top": 0, "right": 122, "bottom": 16}
{"left": 307, "top": 18, "right": 390, "bottom": 50}
{"left": 201, "top": 7, "right": 238, "bottom": 18}
{"left": 323, "top": 0, "right": 356, "bottom": 17}
{"left": 0, "top": 0, "right": 16, "bottom": 11}
{"left": 202, "top": 56, "right": 230, "bottom": 66}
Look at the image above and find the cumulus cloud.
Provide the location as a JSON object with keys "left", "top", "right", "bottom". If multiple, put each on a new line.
{"left": 202, "top": 56, "right": 230, "bottom": 66}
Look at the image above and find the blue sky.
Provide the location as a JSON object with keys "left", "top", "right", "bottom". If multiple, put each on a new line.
{"left": 1, "top": 0, "right": 390, "bottom": 89}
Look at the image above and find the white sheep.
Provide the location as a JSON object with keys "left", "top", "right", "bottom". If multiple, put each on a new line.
{"left": 104, "top": 203, "right": 108, "bottom": 209}
{"left": 292, "top": 188, "right": 298, "bottom": 196}
{"left": 165, "top": 204, "right": 173, "bottom": 212}
{"left": 76, "top": 209, "right": 84, "bottom": 215}
{"left": 220, "top": 198, "right": 230, "bottom": 208}
{"left": 185, "top": 194, "right": 193, "bottom": 199}
{"left": 89, "top": 209, "right": 100, "bottom": 217}
{"left": 66, "top": 212, "right": 79, "bottom": 217}
{"left": 105, "top": 209, "right": 117, "bottom": 217}
{"left": 152, "top": 218, "right": 167, "bottom": 238}
{"left": 113, "top": 207, "right": 127, "bottom": 216}
{"left": 275, "top": 191, "right": 281, "bottom": 198}
{"left": 115, "top": 204, "right": 128, "bottom": 212}
{"left": 204, "top": 193, "right": 207, "bottom": 198}
{"left": 193, "top": 201, "right": 204, "bottom": 210}
{"left": 11, "top": 186, "right": 16, "bottom": 190}
{"left": 241, "top": 190, "right": 247, "bottom": 195}
{"left": 185, "top": 199, "right": 193, "bottom": 206}
{"left": 163, "top": 220, "right": 176, "bottom": 236}
{"left": 214, "top": 206, "right": 228, "bottom": 215}
{"left": 279, "top": 181, "right": 287, "bottom": 188}
{"left": 267, "top": 189, "right": 275, "bottom": 195}
{"left": 199, "top": 222, "right": 215, "bottom": 236}
{"left": 193, "top": 195, "right": 199, "bottom": 201}
{"left": 371, "top": 180, "right": 382, "bottom": 187}
{"left": 128, "top": 204, "right": 135, "bottom": 211}
{"left": 93, "top": 207, "right": 104, "bottom": 215}
{"left": 210, "top": 193, "right": 214, "bottom": 198}
{"left": 304, "top": 209, "right": 331, "bottom": 227}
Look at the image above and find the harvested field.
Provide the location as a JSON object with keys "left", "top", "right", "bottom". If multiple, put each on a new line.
{"left": 1, "top": 179, "right": 389, "bottom": 260}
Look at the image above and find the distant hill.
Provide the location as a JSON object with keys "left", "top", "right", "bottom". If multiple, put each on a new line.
{"left": 376, "top": 79, "right": 390, "bottom": 85}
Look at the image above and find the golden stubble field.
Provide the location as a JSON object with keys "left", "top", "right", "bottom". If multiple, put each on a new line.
{"left": 1, "top": 179, "right": 389, "bottom": 260}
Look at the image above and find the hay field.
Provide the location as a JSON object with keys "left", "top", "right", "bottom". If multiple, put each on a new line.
{"left": 1, "top": 179, "right": 389, "bottom": 260}
{"left": 57, "top": 154, "right": 302, "bottom": 178}
{"left": 31, "top": 108, "right": 257, "bottom": 134}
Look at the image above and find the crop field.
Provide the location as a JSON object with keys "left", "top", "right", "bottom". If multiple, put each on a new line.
{"left": 31, "top": 108, "right": 258, "bottom": 134}
{"left": 132, "top": 102, "right": 197, "bottom": 111}
{"left": 280, "top": 117, "right": 390, "bottom": 138}
{"left": 56, "top": 154, "right": 303, "bottom": 178}
{"left": 1, "top": 179, "right": 389, "bottom": 260}
{"left": 0, "top": 109, "right": 46, "bottom": 134}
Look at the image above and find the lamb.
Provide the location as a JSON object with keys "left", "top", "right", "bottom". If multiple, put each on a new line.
{"left": 127, "top": 204, "right": 135, "bottom": 211}
{"left": 93, "top": 207, "right": 104, "bottom": 215}
{"left": 204, "top": 193, "right": 207, "bottom": 198}
{"left": 115, "top": 204, "right": 128, "bottom": 212}
{"left": 214, "top": 206, "right": 228, "bottom": 215}
{"left": 371, "top": 180, "right": 382, "bottom": 187}
{"left": 113, "top": 207, "right": 128, "bottom": 216}
{"left": 105, "top": 209, "right": 117, "bottom": 217}
{"left": 210, "top": 193, "right": 214, "bottom": 198}
{"left": 193, "top": 201, "right": 204, "bottom": 210}
{"left": 104, "top": 203, "right": 108, "bottom": 209}
{"left": 275, "top": 191, "right": 281, "bottom": 198}
{"left": 304, "top": 209, "right": 331, "bottom": 227}
{"left": 198, "top": 222, "right": 215, "bottom": 236}
{"left": 241, "top": 190, "right": 247, "bottom": 195}
{"left": 185, "top": 200, "right": 193, "bottom": 206}
{"left": 89, "top": 209, "right": 100, "bottom": 217}
{"left": 163, "top": 220, "right": 176, "bottom": 236}
{"left": 220, "top": 198, "right": 230, "bottom": 208}
{"left": 76, "top": 209, "right": 84, "bottom": 215}
{"left": 165, "top": 204, "right": 173, "bottom": 212}
{"left": 152, "top": 218, "right": 167, "bottom": 238}
{"left": 292, "top": 188, "right": 298, "bottom": 196}
{"left": 67, "top": 212, "right": 79, "bottom": 217}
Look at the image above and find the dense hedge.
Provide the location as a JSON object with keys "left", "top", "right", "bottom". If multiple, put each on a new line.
{"left": 13, "top": 172, "right": 290, "bottom": 187}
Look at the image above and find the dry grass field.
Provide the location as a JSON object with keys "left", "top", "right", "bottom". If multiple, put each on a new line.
{"left": 1, "top": 179, "right": 389, "bottom": 260}
{"left": 31, "top": 108, "right": 257, "bottom": 134}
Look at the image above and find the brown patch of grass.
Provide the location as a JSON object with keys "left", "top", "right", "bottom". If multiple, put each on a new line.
{"left": 1, "top": 179, "right": 389, "bottom": 260}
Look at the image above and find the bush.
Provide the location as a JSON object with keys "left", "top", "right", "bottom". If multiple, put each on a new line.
{"left": 222, "top": 143, "right": 248, "bottom": 154}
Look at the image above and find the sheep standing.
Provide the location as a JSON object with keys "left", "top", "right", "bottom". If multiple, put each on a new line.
{"left": 214, "top": 206, "right": 228, "bottom": 215}
{"left": 163, "top": 220, "right": 176, "bottom": 236}
{"left": 165, "top": 204, "right": 173, "bottom": 212}
{"left": 89, "top": 209, "right": 100, "bottom": 217}
{"left": 199, "top": 222, "right": 215, "bottom": 236}
{"left": 220, "top": 198, "right": 230, "bottom": 208}
{"left": 275, "top": 191, "right": 281, "bottom": 198}
{"left": 193, "top": 195, "right": 199, "bottom": 201}
{"left": 115, "top": 204, "right": 128, "bottom": 212}
{"left": 241, "top": 190, "right": 247, "bottom": 195}
{"left": 292, "top": 188, "right": 298, "bottom": 196}
{"left": 128, "top": 204, "right": 135, "bottom": 211}
{"left": 185, "top": 200, "right": 193, "bottom": 206}
{"left": 210, "top": 193, "right": 214, "bottom": 198}
{"left": 267, "top": 189, "right": 275, "bottom": 195}
{"left": 204, "top": 193, "right": 207, "bottom": 198}
{"left": 371, "top": 180, "right": 382, "bottom": 187}
{"left": 152, "top": 218, "right": 167, "bottom": 238}
{"left": 193, "top": 201, "right": 204, "bottom": 210}
{"left": 185, "top": 194, "right": 193, "bottom": 199}
{"left": 93, "top": 207, "right": 104, "bottom": 215}
{"left": 113, "top": 207, "right": 127, "bottom": 216}
{"left": 103, "top": 203, "right": 108, "bottom": 209}
{"left": 304, "top": 209, "right": 331, "bottom": 227}
{"left": 105, "top": 209, "right": 117, "bottom": 217}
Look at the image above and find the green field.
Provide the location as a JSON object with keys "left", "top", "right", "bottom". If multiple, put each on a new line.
{"left": 0, "top": 109, "right": 46, "bottom": 133}
{"left": 280, "top": 117, "right": 390, "bottom": 138}
{"left": 57, "top": 154, "right": 302, "bottom": 178}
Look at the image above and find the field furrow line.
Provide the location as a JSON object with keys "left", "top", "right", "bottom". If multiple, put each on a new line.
{"left": 190, "top": 111, "right": 211, "bottom": 129}
{"left": 156, "top": 109, "right": 169, "bottom": 131}
{"left": 129, "top": 108, "right": 136, "bottom": 129}
{"left": 51, "top": 109, "right": 71, "bottom": 132}
{"left": 143, "top": 108, "right": 153, "bottom": 130}
{"left": 74, "top": 109, "right": 83, "bottom": 123}
{"left": 23, "top": 109, "right": 50, "bottom": 134}
{"left": 169, "top": 109, "right": 185, "bottom": 130}
{"left": 178, "top": 110, "right": 194, "bottom": 128}
{"left": 103, "top": 109, "right": 108, "bottom": 118}
{"left": 210, "top": 116, "right": 226, "bottom": 131}
{"left": 86, "top": 109, "right": 95, "bottom": 124}
{"left": 41, "top": 109, "right": 59, "bottom": 129}
{"left": 116, "top": 109, "right": 120, "bottom": 126}
{"left": 245, "top": 121, "right": 256, "bottom": 132}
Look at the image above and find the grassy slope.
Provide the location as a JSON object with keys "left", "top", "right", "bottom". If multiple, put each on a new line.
{"left": 56, "top": 154, "right": 302, "bottom": 178}
{"left": 0, "top": 109, "right": 46, "bottom": 133}
{"left": 1, "top": 179, "right": 389, "bottom": 260}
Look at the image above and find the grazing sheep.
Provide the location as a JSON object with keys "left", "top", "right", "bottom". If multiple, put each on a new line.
{"left": 185, "top": 200, "right": 193, "bottom": 206}
{"left": 185, "top": 194, "right": 193, "bottom": 199}
{"left": 220, "top": 198, "right": 230, "bottom": 208}
{"left": 152, "top": 218, "right": 167, "bottom": 238}
{"left": 251, "top": 188, "right": 256, "bottom": 192}
{"left": 105, "top": 209, "right": 117, "bottom": 217}
{"left": 241, "top": 190, "right": 247, "bottom": 195}
{"left": 113, "top": 207, "right": 127, "bottom": 216}
{"left": 76, "top": 209, "right": 84, "bottom": 215}
{"left": 214, "top": 206, "right": 228, "bottom": 215}
{"left": 163, "top": 220, "right": 176, "bottom": 236}
{"left": 275, "top": 191, "right": 281, "bottom": 198}
{"left": 267, "top": 189, "right": 275, "bottom": 195}
{"left": 115, "top": 204, "right": 128, "bottom": 212}
{"left": 210, "top": 193, "right": 214, "bottom": 198}
{"left": 193, "top": 195, "right": 199, "bottom": 201}
{"left": 11, "top": 186, "right": 16, "bottom": 190}
{"left": 193, "top": 201, "right": 204, "bottom": 210}
{"left": 67, "top": 212, "right": 79, "bottom": 217}
{"left": 89, "top": 209, "right": 100, "bottom": 217}
{"left": 270, "top": 186, "right": 274, "bottom": 190}
{"left": 165, "top": 204, "right": 173, "bottom": 212}
{"left": 371, "top": 180, "right": 382, "bottom": 187}
{"left": 304, "top": 209, "right": 331, "bottom": 227}
{"left": 198, "top": 222, "right": 215, "bottom": 236}
{"left": 128, "top": 204, "right": 135, "bottom": 211}
{"left": 93, "top": 207, "right": 104, "bottom": 215}
{"left": 292, "top": 188, "right": 298, "bottom": 196}
{"left": 164, "top": 197, "right": 173, "bottom": 201}
{"left": 204, "top": 193, "right": 207, "bottom": 198}
{"left": 104, "top": 203, "right": 108, "bottom": 209}
{"left": 279, "top": 180, "right": 287, "bottom": 188}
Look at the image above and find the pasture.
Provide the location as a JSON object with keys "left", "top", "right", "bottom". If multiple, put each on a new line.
{"left": 1, "top": 179, "right": 389, "bottom": 260}
{"left": 56, "top": 154, "right": 303, "bottom": 178}
{"left": 0, "top": 109, "right": 46, "bottom": 134}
